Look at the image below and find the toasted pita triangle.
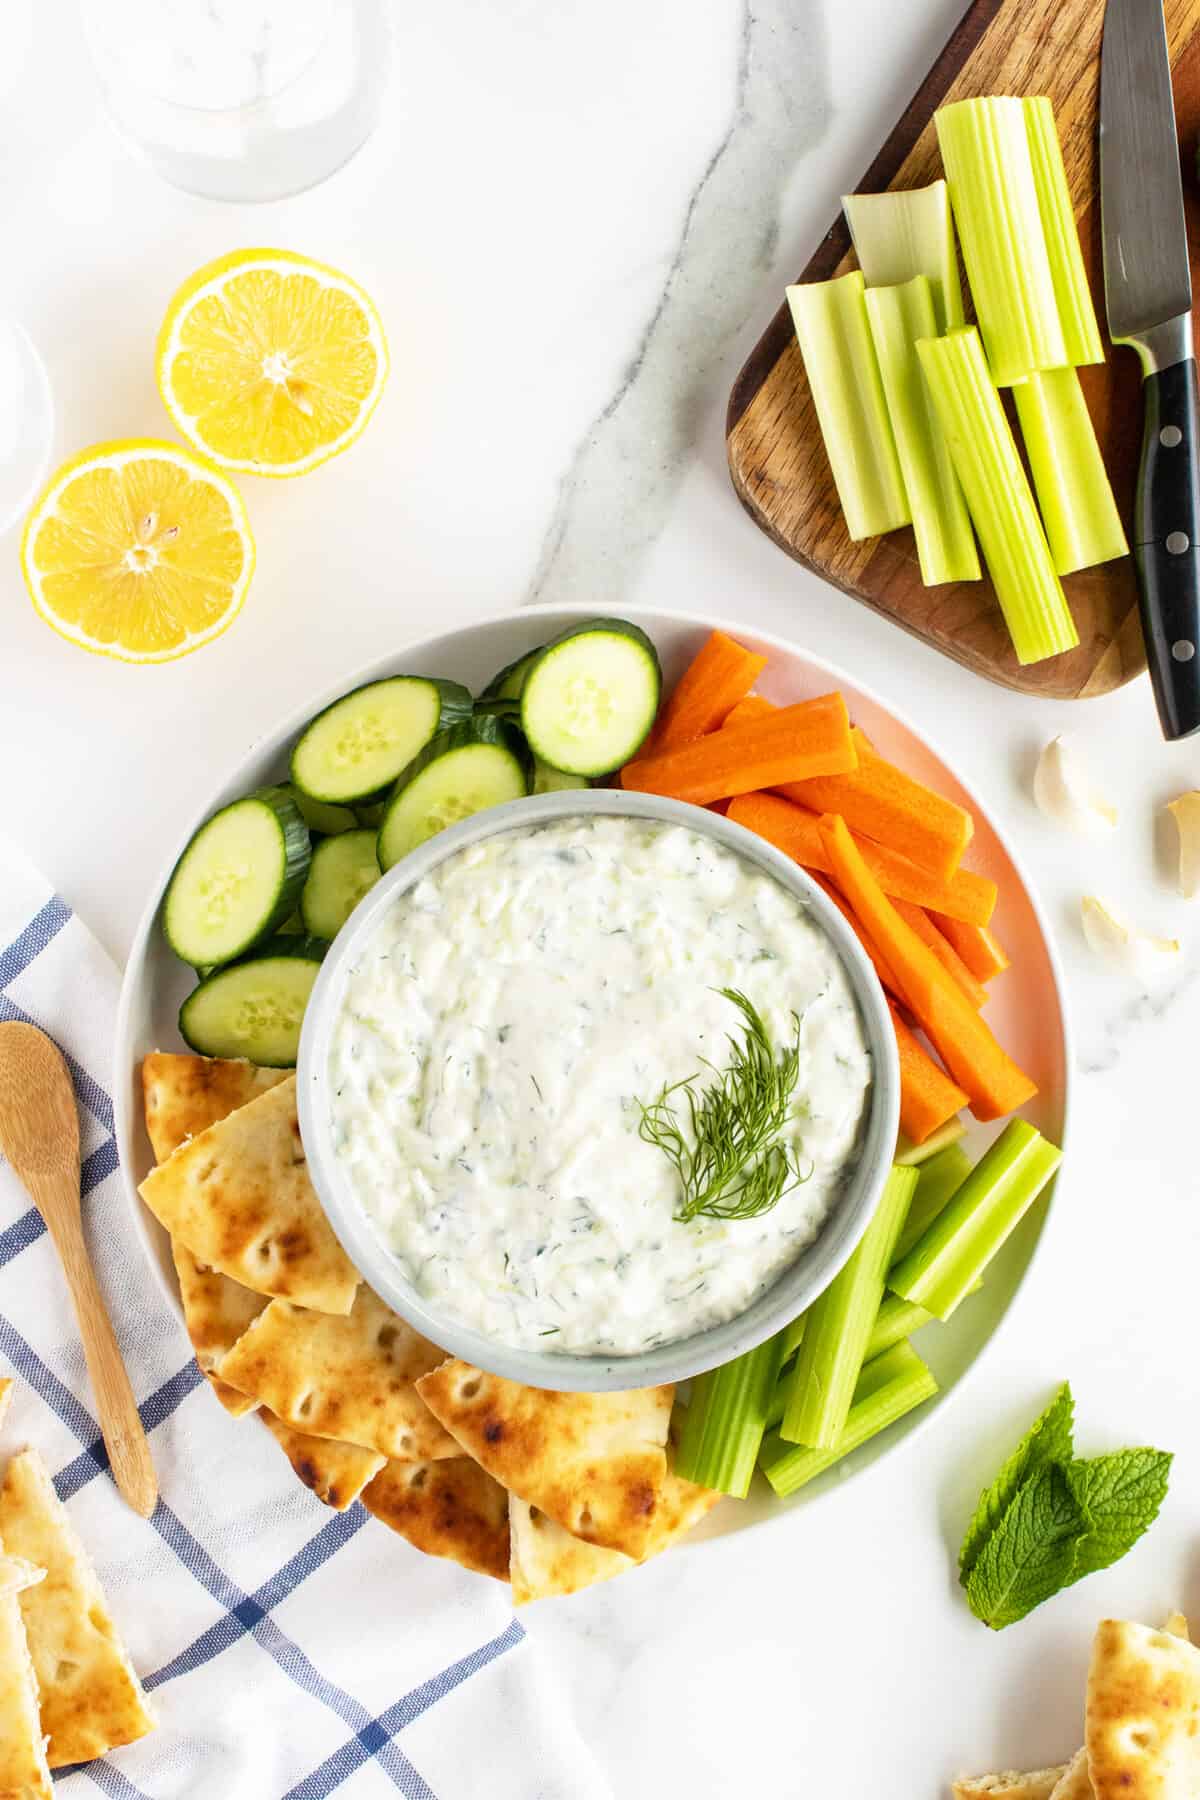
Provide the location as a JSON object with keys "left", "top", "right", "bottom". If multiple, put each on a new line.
{"left": 0, "top": 1378, "right": 13, "bottom": 1432}
{"left": 362, "top": 1457, "right": 510, "bottom": 1580}
{"left": 0, "top": 1555, "right": 51, "bottom": 1800}
{"left": 217, "top": 1290, "right": 455, "bottom": 1460}
{"left": 1087, "top": 1618, "right": 1200, "bottom": 1799}
{"left": 1164, "top": 1611, "right": 1190, "bottom": 1641}
{"left": 416, "top": 1361, "right": 673, "bottom": 1559}
{"left": 1048, "top": 1750, "right": 1092, "bottom": 1799}
{"left": 141, "top": 1052, "right": 287, "bottom": 1163}
{"left": 953, "top": 1773, "right": 1069, "bottom": 1799}
{"left": 138, "top": 1078, "right": 359, "bottom": 1314}
{"left": 171, "top": 1241, "right": 265, "bottom": 1419}
{"left": 0, "top": 1555, "right": 43, "bottom": 1596}
{"left": 259, "top": 1411, "right": 384, "bottom": 1511}
{"left": 0, "top": 1450, "right": 154, "bottom": 1768}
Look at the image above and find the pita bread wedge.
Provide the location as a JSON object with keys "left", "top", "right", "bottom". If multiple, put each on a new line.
{"left": 1164, "top": 1611, "right": 1190, "bottom": 1641}
{"left": 141, "top": 1052, "right": 287, "bottom": 1163}
{"left": 1086, "top": 1617, "right": 1200, "bottom": 1799}
{"left": 0, "top": 1553, "right": 50, "bottom": 1800}
{"left": 362, "top": 1457, "right": 510, "bottom": 1580}
{"left": 138, "top": 1078, "right": 358, "bottom": 1314}
{"left": 0, "top": 1378, "right": 13, "bottom": 1432}
{"left": 952, "top": 1773, "right": 1068, "bottom": 1800}
{"left": 416, "top": 1361, "right": 673, "bottom": 1559}
{"left": 0, "top": 1450, "right": 154, "bottom": 1768}
{"left": 1048, "top": 1749, "right": 1093, "bottom": 1799}
{"left": 217, "top": 1290, "right": 455, "bottom": 1460}
{"left": 171, "top": 1241, "right": 266, "bottom": 1419}
{"left": 260, "top": 1411, "right": 384, "bottom": 1511}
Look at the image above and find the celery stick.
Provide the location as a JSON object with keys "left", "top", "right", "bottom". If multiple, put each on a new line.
{"left": 1013, "top": 368, "right": 1129, "bottom": 575}
{"left": 781, "top": 1165, "right": 917, "bottom": 1448}
{"left": 895, "top": 1116, "right": 966, "bottom": 1167}
{"left": 674, "top": 1331, "right": 786, "bottom": 1497}
{"left": 867, "top": 1292, "right": 935, "bottom": 1358}
{"left": 843, "top": 182, "right": 965, "bottom": 332}
{"left": 786, "top": 271, "right": 910, "bottom": 542}
{"left": 892, "top": 1141, "right": 973, "bottom": 1263}
{"left": 935, "top": 97, "right": 1066, "bottom": 385}
{"left": 761, "top": 1343, "right": 938, "bottom": 1498}
{"left": 1023, "top": 97, "right": 1104, "bottom": 368}
{"left": 917, "top": 330, "right": 1079, "bottom": 664}
{"left": 781, "top": 1314, "right": 807, "bottom": 1359}
{"left": 890, "top": 1119, "right": 1062, "bottom": 1321}
{"left": 865, "top": 278, "right": 981, "bottom": 586}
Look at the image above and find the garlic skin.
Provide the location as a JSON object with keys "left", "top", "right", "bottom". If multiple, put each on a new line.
{"left": 1034, "top": 736, "right": 1117, "bottom": 836}
{"left": 1080, "top": 895, "right": 1180, "bottom": 973}
{"left": 1166, "top": 793, "right": 1200, "bottom": 899}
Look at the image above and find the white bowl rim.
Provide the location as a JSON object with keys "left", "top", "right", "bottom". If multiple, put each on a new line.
{"left": 295, "top": 787, "right": 900, "bottom": 1391}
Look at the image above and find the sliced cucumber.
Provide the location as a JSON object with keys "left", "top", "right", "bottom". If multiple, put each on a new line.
{"left": 533, "top": 761, "right": 591, "bottom": 795}
{"left": 300, "top": 829, "right": 380, "bottom": 939}
{"left": 519, "top": 618, "right": 661, "bottom": 775}
{"left": 288, "top": 785, "right": 358, "bottom": 836}
{"left": 378, "top": 717, "right": 531, "bottom": 870}
{"left": 355, "top": 800, "right": 387, "bottom": 828}
{"left": 163, "top": 786, "right": 310, "bottom": 969}
{"left": 291, "top": 676, "right": 473, "bottom": 804}
{"left": 481, "top": 647, "right": 541, "bottom": 701}
{"left": 179, "top": 936, "right": 327, "bottom": 1067}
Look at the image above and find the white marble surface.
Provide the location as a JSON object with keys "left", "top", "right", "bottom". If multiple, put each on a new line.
{"left": 4, "top": 0, "right": 1200, "bottom": 1793}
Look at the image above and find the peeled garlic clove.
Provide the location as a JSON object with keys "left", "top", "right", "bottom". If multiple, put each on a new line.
{"left": 1080, "top": 895, "right": 1180, "bottom": 972}
{"left": 1166, "top": 792, "right": 1200, "bottom": 899}
{"left": 1034, "top": 736, "right": 1117, "bottom": 835}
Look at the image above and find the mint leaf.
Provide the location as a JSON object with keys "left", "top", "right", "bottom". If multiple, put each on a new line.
{"left": 964, "top": 1461, "right": 1090, "bottom": 1630}
{"left": 958, "top": 1382, "right": 1074, "bottom": 1583}
{"left": 1064, "top": 1449, "right": 1172, "bottom": 1586}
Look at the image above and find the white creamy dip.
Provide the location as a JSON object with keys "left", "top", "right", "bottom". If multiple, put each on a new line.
{"left": 327, "top": 816, "right": 873, "bottom": 1356}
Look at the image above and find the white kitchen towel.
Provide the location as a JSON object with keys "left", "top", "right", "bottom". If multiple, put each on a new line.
{"left": 0, "top": 843, "right": 612, "bottom": 1800}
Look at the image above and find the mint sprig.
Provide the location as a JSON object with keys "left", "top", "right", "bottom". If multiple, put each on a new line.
{"left": 958, "top": 1383, "right": 1171, "bottom": 1630}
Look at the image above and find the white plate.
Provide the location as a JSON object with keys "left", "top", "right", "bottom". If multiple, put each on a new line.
{"left": 114, "top": 603, "right": 1071, "bottom": 1525}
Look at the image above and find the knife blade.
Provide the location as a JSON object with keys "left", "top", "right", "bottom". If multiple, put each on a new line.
{"left": 1101, "top": 0, "right": 1200, "bottom": 739}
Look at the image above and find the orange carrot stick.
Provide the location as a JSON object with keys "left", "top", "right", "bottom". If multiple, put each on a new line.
{"left": 648, "top": 630, "right": 767, "bottom": 753}
{"left": 621, "top": 693, "right": 856, "bottom": 805}
{"left": 809, "top": 872, "right": 901, "bottom": 1000}
{"left": 726, "top": 791, "right": 997, "bottom": 928}
{"left": 723, "top": 694, "right": 775, "bottom": 729}
{"left": 780, "top": 728, "right": 974, "bottom": 882}
{"left": 932, "top": 915, "right": 1011, "bottom": 983}
{"left": 889, "top": 1004, "right": 969, "bottom": 1144}
{"left": 892, "top": 900, "right": 988, "bottom": 1008}
{"left": 817, "top": 812, "right": 1035, "bottom": 1122}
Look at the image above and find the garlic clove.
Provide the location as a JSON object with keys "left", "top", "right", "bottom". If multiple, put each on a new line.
{"left": 1166, "top": 792, "right": 1200, "bottom": 899}
{"left": 1034, "top": 736, "right": 1117, "bottom": 836}
{"left": 1080, "top": 895, "right": 1180, "bottom": 973}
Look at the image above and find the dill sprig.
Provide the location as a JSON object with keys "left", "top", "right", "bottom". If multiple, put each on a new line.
{"left": 637, "top": 988, "right": 811, "bottom": 1223}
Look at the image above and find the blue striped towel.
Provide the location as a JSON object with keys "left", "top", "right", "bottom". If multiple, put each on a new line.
{"left": 0, "top": 841, "right": 610, "bottom": 1800}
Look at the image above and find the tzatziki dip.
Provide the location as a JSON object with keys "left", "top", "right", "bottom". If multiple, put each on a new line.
{"left": 327, "top": 815, "right": 873, "bottom": 1356}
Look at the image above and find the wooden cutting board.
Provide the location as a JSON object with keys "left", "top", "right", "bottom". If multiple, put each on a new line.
{"left": 727, "top": 0, "right": 1200, "bottom": 699}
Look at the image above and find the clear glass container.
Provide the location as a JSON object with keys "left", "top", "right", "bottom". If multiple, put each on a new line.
{"left": 81, "top": 0, "right": 391, "bottom": 203}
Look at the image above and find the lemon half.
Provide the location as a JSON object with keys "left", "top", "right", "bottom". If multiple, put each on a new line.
{"left": 156, "top": 248, "right": 389, "bottom": 477}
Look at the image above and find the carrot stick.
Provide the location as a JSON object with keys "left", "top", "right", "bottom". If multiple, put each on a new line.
{"left": 817, "top": 813, "right": 1035, "bottom": 1121}
{"left": 809, "top": 872, "right": 902, "bottom": 1001}
{"left": 780, "top": 729, "right": 974, "bottom": 882}
{"left": 723, "top": 694, "right": 775, "bottom": 729}
{"left": 889, "top": 1004, "right": 969, "bottom": 1144}
{"left": 726, "top": 791, "right": 997, "bottom": 927}
{"left": 648, "top": 630, "right": 768, "bottom": 753}
{"left": 892, "top": 901, "right": 988, "bottom": 1009}
{"left": 621, "top": 693, "right": 856, "bottom": 805}
{"left": 931, "top": 915, "right": 1011, "bottom": 983}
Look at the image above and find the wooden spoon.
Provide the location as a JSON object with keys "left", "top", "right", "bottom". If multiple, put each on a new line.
{"left": 0, "top": 1023, "right": 157, "bottom": 1517}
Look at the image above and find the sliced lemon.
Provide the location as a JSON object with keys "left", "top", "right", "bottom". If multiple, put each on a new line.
{"left": 21, "top": 439, "right": 255, "bottom": 663}
{"left": 156, "top": 249, "right": 389, "bottom": 477}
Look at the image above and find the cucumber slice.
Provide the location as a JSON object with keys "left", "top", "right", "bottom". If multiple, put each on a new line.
{"left": 291, "top": 676, "right": 473, "bottom": 804}
{"left": 300, "top": 829, "right": 380, "bottom": 938}
{"left": 481, "top": 648, "right": 541, "bottom": 700}
{"left": 179, "top": 936, "right": 326, "bottom": 1067}
{"left": 355, "top": 800, "right": 387, "bottom": 828}
{"left": 533, "top": 761, "right": 591, "bottom": 795}
{"left": 287, "top": 785, "right": 358, "bottom": 836}
{"left": 378, "top": 717, "right": 531, "bottom": 870}
{"left": 163, "top": 786, "right": 310, "bottom": 969}
{"left": 519, "top": 618, "right": 661, "bottom": 775}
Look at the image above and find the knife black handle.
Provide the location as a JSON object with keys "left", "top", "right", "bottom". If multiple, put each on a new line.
{"left": 1134, "top": 355, "right": 1200, "bottom": 740}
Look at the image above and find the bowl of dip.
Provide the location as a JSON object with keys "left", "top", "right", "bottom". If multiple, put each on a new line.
{"left": 297, "top": 789, "right": 899, "bottom": 1391}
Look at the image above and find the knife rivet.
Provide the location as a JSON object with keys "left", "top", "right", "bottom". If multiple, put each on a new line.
{"left": 1166, "top": 531, "right": 1190, "bottom": 555}
{"left": 1160, "top": 425, "right": 1183, "bottom": 448}
{"left": 1172, "top": 639, "right": 1195, "bottom": 662}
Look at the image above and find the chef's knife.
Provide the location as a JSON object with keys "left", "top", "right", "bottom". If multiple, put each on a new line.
{"left": 1101, "top": 0, "right": 1200, "bottom": 738}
